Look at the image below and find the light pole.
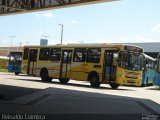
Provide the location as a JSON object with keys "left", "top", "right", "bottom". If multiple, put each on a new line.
{"left": 59, "top": 24, "right": 63, "bottom": 44}
{"left": 42, "top": 34, "right": 49, "bottom": 39}
{"left": 78, "top": 41, "right": 84, "bottom": 43}
{"left": 9, "top": 35, "right": 15, "bottom": 48}
{"left": 19, "top": 42, "right": 23, "bottom": 50}
{"left": 19, "top": 42, "right": 22, "bottom": 47}
{"left": 25, "top": 42, "right": 30, "bottom": 45}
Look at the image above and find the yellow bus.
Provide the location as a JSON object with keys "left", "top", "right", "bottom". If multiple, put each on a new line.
{"left": 21, "top": 43, "right": 144, "bottom": 89}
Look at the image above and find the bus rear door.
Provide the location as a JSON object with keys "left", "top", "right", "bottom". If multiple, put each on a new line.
{"left": 27, "top": 49, "right": 38, "bottom": 75}
{"left": 60, "top": 50, "right": 73, "bottom": 79}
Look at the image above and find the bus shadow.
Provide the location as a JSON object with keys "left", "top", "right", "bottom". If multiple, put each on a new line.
{"left": 11, "top": 78, "right": 135, "bottom": 91}
{"left": 0, "top": 84, "right": 41, "bottom": 101}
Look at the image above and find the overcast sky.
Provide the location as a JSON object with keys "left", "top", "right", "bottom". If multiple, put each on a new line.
{"left": 0, "top": 0, "right": 160, "bottom": 47}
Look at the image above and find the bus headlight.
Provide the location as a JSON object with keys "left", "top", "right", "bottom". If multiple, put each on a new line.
{"left": 119, "top": 74, "right": 125, "bottom": 78}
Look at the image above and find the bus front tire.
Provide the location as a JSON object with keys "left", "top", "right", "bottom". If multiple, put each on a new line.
{"left": 59, "top": 78, "right": 70, "bottom": 84}
{"left": 110, "top": 83, "right": 120, "bottom": 89}
{"left": 89, "top": 74, "right": 100, "bottom": 88}
{"left": 15, "top": 72, "right": 19, "bottom": 75}
{"left": 40, "top": 68, "right": 52, "bottom": 82}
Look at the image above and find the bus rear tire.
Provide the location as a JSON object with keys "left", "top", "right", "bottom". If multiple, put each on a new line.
{"left": 59, "top": 78, "right": 70, "bottom": 84}
{"left": 89, "top": 74, "right": 100, "bottom": 88}
{"left": 15, "top": 72, "right": 19, "bottom": 75}
{"left": 110, "top": 83, "right": 120, "bottom": 89}
{"left": 40, "top": 68, "right": 52, "bottom": 82}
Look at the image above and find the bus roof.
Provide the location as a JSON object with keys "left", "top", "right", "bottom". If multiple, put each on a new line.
{"left": 23, "top": 43, "right": 143, "bottom": 53}
{"left": 23, "top": 43, "right": 143, "bottom": 48}
{"left": 143, "top": 54, "right": 156, "bottom": 61}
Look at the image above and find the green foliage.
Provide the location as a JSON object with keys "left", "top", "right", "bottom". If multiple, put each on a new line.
{"left": 0, "top": 69, "right": 8, "bottom": 72}
{"left": 0, "top": 58, "right": 8, "bottom": 72}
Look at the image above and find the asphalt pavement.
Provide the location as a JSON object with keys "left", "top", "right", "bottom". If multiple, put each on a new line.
{"left": 0, "top": 72, "right": 160, "bottom": 120}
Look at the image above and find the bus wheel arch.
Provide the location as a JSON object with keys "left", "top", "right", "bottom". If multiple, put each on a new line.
{"left": 88, "top": 71, "right": 100, "bottom": 87}
{"left": 40, "top": 68, "right": 52, "bottom": 82}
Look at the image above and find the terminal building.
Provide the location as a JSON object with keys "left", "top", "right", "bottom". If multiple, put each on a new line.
{"left": 125, "top": 42, "right": 160, "bottom": 58}
{"left": 0, "top": 47, "right": 22, "bottom": 57}
{"left": 0, "top": 42, "right": 159, "bottom": 58}
{"left": 40, "top": 39, "right": 48, "bottom": 45}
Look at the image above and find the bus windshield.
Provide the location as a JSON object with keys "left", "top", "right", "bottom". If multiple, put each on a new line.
{"left": 119, "top": 51, "right": 142, "bottom": 71}
{"left": 9, "top": 52, "right": 22, "bottom": 65}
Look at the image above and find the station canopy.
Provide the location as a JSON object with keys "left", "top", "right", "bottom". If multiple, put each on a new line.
{"left": 0, "top": 0, "right": 117, "bottom": 16}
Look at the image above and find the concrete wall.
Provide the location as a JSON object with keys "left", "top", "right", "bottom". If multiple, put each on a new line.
{"left": 0, "top": 47, "right": 22, "bottom": 56}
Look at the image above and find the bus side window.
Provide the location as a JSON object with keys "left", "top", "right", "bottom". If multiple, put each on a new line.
{"left": 73, "top": 48, "right": 86, "bottom": 62}
{"left": 86, "top": 48, "right": 101, "bottom": 63}
{"left": 23, "top": 48, "right": 29, "bottom": 60}
{"left": 50, "top": 48, "right": 61, "bottom": 61}
{"left": 39, "top": 48, "right": 50, "bottom": 60}
{"left": 62, "top": 51, "right": 72, "bottom": 63}
{"left": 74, "top": 53, "right": 80, "bottom": 62}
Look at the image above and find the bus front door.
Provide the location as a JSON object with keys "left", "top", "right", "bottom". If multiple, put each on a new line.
{"left": 60, "top": 50, "right": 72, "bottom": 79}
{"left": 27, "top": 49, "right": 38, "bottom": 75}
{"left": 104, "top": 51, "right": 117, "bottom": 81}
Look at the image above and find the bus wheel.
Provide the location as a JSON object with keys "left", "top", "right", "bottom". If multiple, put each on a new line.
{"left": 15, "top": 72, "right": 19, "bottom": 75}
{"left": 110, "top": 83, "right": 120, "bottom": 89}
{"left": 40, "top": 68, "right": 52, "bottom": 82}
{"left": 89, "top": 74, "right": 100, "bottom": 87}
{"left": 59, "top": 78, "right": 70, "bottom": 84}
